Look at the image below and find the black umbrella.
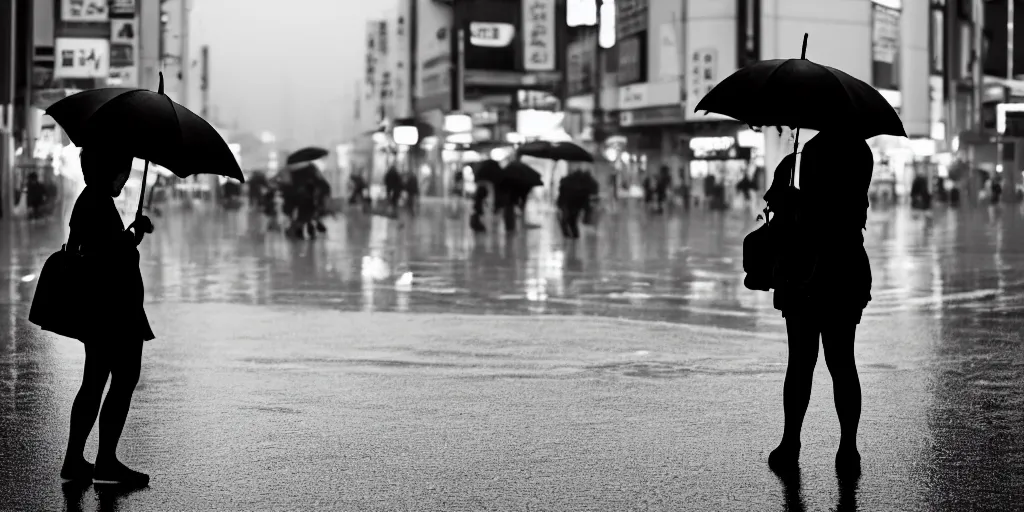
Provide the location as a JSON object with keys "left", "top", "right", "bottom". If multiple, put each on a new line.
{"left": 694, "top": 34, "right": 906, "bottom": 139}
{"left": 470, "top": 159, "right": 503, "bottom": 184}
{"left": 502, "top": 161, "right": 544, "bottom": 189}
{"left": 46, "top": 72, "right": 243, "bottom": 217}
{"left": 287, "top": 146, "right": 329, "bottom": 165}
{"left": 517, "top": 141, "right": 594, "bottom": 162}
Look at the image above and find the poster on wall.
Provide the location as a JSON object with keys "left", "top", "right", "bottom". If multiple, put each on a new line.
{"left": 54, "top": 38, "right": 109, "bottom": 79}
{"left": 523, "top": 0, "right": 556, "bottom": 71}
{"left": 62, "top": 0, "right": 109, "bottom": 22}
{"left": 872, "top": 3, "right": 900, "bottom": 91}
{"left": 110, "top": 19, "right": 135, "bottom": 45}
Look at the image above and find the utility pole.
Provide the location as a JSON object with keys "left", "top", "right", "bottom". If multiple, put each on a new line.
{"left": 1004, "top": 0, "right": 1016, "bottom": 202}
{"left": 200, "top": 45, "right": 209, "bottom": 119}
{"left": 0, "top": 0, "right": 15, "bottom": 219}
{"left": 968, "top": 0, "right": 984, "bottom": 207}
{"left": 180, "top": 0, "right": 190, "bottom": 111}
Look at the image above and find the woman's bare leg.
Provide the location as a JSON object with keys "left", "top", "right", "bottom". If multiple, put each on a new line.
{"left": 821, "top": 322, "right": 862, "bottom": 472}
{"left": 770, "top": 314, "right": 821, "bottom": 470}
{"left": 63, "top": 344, "right": 111, "bottom": 477}
{"left": 95, "top": 341, "right": 144, "bottom": 479}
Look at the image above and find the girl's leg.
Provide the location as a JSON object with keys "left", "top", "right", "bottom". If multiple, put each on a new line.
{"left": 770, "top": 313, "right": 821, "bottom": 469}
{"left": 95, "top": 341, "right": 143, "bottom": 474}
{"left": 63, "top": 343, "right": 112, "bottom": 477}
{"left": 821, "top": 321, "right": 862, "bottom": 466}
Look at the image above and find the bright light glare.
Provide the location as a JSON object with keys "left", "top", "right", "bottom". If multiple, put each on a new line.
{"left": 393, "top": 126, "right": 419, "bottom": 146}
{"left": 599, "top": 0, "right": 616, "bottom": 49}
{"left": 21, "top": 274, "right": 36, "bottom": 283}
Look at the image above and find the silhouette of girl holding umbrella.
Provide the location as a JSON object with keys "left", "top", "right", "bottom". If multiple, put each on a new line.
{"left": 696, "top": 34, "right": 906, "bottom": 479}
{"left": 30, "top": 73, "right": 244, "bottom": 487}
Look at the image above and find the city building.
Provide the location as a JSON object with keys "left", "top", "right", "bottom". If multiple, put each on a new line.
{"left": 1, "top": 0, "right": 189, "bottom": 219}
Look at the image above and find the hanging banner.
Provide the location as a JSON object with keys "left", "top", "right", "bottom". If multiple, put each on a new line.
{"left": 61, "top": 0, "right": 109, "bottom": 22}
{"left": 365, "top": 20, "right": 381, "bottom": 101}
{"left": 54, "top": 38, "right": 109, "bottom": 79}
{"left": 523, "top": 0, "right": 556, "bottom": 71}
{"left": 391, "top": 7, "right": 411, "bottom": 119}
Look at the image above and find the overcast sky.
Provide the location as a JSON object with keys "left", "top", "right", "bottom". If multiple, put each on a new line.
{"left": 190, "top": 0, "right": 391, "bottom": 148}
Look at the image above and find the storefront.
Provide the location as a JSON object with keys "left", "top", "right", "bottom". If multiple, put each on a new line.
{"left": 687, "top": 135, "right": 753, "bottom": 207}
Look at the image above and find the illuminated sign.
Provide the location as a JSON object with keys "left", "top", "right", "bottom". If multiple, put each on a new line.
{"left": 567, "top": 0, "right": 597, "bottom": 27}
{"left": 469, "top": 22, "right": 515, "bottom": 47}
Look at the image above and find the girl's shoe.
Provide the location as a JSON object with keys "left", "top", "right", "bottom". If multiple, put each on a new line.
{"left": 93, "top": 460, "right": 150, "bottom": 487}
{"left": 768, "top": 441, "right": 801, "bottom": 474}
{"left": 60, "top": 458, "right": 95, "bottom": 481}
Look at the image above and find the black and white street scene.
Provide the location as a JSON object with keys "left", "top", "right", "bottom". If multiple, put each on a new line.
{"left": 1, "top": 0, "right": 1023, "bottom": 510}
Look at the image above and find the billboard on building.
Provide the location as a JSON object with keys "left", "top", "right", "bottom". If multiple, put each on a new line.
{"left": 62, "top": 0, "right": 109, "bottom": 22}
{"left": 54, "top": 38, "right": 109, "bottom": 79}
{"left": 872, "top": 2, "right": 901, "bottom": 91}
{"left": 523, "top": 0, "right": 556, "bottom": 71}
{"left": 414, "top": 0, "right": 452, "bottom": 112}
{"left": 109, "top": 18, "right": 138, "bottom": 87}
{"left": 463, "top": 0, "right": 518, "bottom": 72}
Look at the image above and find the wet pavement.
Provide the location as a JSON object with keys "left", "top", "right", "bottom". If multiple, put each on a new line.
{"left": 0, "top": 201, "right": 1022, "bottom": 510}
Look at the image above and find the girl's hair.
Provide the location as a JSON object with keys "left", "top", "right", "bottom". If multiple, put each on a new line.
{"left": 80, "top": 146, "right": 133, "bottom": 186}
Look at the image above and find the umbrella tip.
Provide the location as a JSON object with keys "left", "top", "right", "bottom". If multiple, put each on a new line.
{"left": 158, "top": 72, "right": 164, "bottom": 95}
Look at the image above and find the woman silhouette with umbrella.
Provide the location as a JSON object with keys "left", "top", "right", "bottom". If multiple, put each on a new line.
{"left": 38, "top": 74, "right": 243, "bottom": 487}
{"left": 696, "top": 35, "right": 904, "bottom": 478}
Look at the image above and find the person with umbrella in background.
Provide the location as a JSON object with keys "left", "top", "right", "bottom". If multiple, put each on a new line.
{"left": 283, "top": 147, "right": 331, "bottom": 239}
{"left": 557, "top": 169, "right": 593, "bottom": 239}
{"left": 468, "top": 160, "right": 501, "bottom": 233}
{"left": 497, "top": 160, "right": 544, "bottom": 233}
{"left": 404, "top": 169, "right": 420, "bottom": 215}
{"left": 384, "top": 165, "right": 403, "bottom": 217}
{"left": 695, "top": 34, "right": 906, "bottom": 480}
{"left": 512, "top": 141, "right": 591, "bottom": 230}
{"left": 32, "top": 73, "right": 243, "bottom": 487}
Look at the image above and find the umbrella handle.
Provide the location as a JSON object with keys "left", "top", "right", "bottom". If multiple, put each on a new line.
{"left": 136, "top": 159, "right": 150, "bottom": 218}
{"left": 789, "top": 32, "right": 809, "bottom": 188}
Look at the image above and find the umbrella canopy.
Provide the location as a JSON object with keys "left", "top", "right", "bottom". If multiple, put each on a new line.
{"left": 286, "top": 146, "right": 329, "bottom": 165}
{"left": 694, "top": 58, "right": 906, "bottom": 139}
{"left": 517, "top": 141, "right": 594, "bottom": 162}
{"left": 502, "top": 161, "right": 544, "bottom": 189}
{"left": 470, "top": 159, "right": 503, "bottom": 184}
{"left": 46, "top": 73, "right": 244, "bottom": 182}
{"left": 560, "top": 170, "right": 599, "bottom": 195}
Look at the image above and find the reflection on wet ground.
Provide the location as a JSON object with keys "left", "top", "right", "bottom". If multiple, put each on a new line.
{"left": 9, "top": 203, "right": 1024, "bottom": 330}
{"left": 1, "top": 202, "right": 1022, "bottom": 510}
